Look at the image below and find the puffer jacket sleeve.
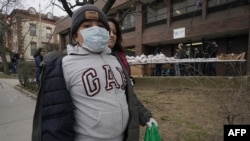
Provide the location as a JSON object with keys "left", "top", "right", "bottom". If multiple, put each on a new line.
{"left": 32, "top": 51, "right": 75, "bottom": 141}
{"left": 113, "top": 52, "right": 152, "bottom": 126}
{"left": 125, "top": 75, "right": 152, "bottom": 126}
{"left": 113, "top": 52, "right": 152, "bottom": 141}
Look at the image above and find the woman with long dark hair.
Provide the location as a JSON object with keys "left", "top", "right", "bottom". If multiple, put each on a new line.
{"left": 33, "top": 48, "right": 45, "bottom": 85}
{"left": 108, "top": 17, "right": 131, "bottom": 75}
{"left": 107, "top": 17, "right": 138, "bottom": 86}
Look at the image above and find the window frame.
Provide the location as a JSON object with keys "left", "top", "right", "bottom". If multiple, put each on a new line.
{"left": 30, "top": 24, "right": 36, "bottom": 36}
{"left": 46, "top": 27, "right": 52, "bottom": 39}
{"left": 30, "top": 42, "right": 37, "bottom": 56}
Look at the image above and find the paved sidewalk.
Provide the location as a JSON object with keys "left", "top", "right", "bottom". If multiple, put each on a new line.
{"left": 0, "top": 78, "right": 36, "bottom": 141}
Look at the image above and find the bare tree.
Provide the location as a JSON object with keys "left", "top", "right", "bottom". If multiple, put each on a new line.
{"left": 49, "top": 0, "right": 116, "bottom": 17}
{"left": 0, "top": 0, "right": 22, "bottom": 74}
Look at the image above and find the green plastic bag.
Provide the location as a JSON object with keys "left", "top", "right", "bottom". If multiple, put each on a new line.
{"left": 144, "top": 123, "right": 162, "bottom": 141}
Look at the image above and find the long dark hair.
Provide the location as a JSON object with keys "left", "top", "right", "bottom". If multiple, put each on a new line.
{"left": 33, "top": 48, "right": 44, "bottom": 58}
{"left": 107, "top": 17, "right": 124, "bottom": 52}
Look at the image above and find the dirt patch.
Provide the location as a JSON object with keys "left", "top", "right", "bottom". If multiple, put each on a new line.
{"left": 16, "top": 77, "right": 250, "bottom": 140}
{"left": 136, "top": 88, "right": 250, "bottom": 141}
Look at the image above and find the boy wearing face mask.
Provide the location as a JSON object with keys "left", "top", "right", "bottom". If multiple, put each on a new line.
{"left": 63, "top": 4, "right": 129, "bottom": 141}
{"left": 32, "top": 4, "right": 157, "bottom": 141}
{"left": 64, "top": 4, "right": 158, "bottom": 141}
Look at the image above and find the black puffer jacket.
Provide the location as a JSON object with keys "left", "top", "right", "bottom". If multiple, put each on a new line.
{"left": 32, "top": 51, "right": 152, "bottom": 141}
{"left": 32, "top": 51, "right": 75, "bottom": 141}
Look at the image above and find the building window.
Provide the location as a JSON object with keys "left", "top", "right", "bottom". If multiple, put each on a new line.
{"left": 121, "top": 12, "right": 135, "bottom": 30}
{"left": 172, "top": 0, "right": 199, "bottom": 16}
{"left": 208, "top": 0, "right": 235, "bottom": 7}
{"left": 61, "top": 33, "right": 70, "bottom": 50}
{"left": 30, "top": 42, "right": 37, "bottom": 55}
{"left": 125, "top": 46, "right": 135, "bottom": 56}
{"left": 46, "top": 27, "right": 52, "bottom": 38}
{"left": 30, "top": 24, "right": 36, "bottom": 36}
{"left": 28, "top": 7, "right": 36, "bottom": 15}
{"left": 118, "top": 7, "right": 135, "bottom": 30}
{"left": 145, "top": 2, "right": 167, "bottom": 24}
{"left": 47, "top": 12, "right": 53, "bottom": 19}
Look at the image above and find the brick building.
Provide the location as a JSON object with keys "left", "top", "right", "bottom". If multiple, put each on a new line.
{"left": 55, "top": 0, "right": 250, "bottom": 76}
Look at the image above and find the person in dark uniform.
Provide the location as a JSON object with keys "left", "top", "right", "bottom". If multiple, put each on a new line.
{"left": 154, "top": 47, "right": 163, "bottom": 76}
{"left": 11, "top": 50, "right": 20, "bottom": 76}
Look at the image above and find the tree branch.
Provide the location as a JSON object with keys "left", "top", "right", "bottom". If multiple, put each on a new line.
{"left": 102, "top": 0, "right": 116, "bottom": 14}
{"left": 59, "top": 0, "right": 73, "bottom": 17}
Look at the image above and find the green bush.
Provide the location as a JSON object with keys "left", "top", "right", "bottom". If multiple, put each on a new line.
{"left": 17, "top": 60, "right": 37, "bottom": 91}
{"left": 0, "top": 62, "right": 12, "bottom": 72}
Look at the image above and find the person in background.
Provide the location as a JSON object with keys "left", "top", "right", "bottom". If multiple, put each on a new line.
{"left": 11, "top": 50, "right": 20, "bottom": 76}
{"left": 32, "top": 4, "right": 157, "bottom": 141}
{"left": 202, "top": 39, "right": 218, "bottom": 75}
{"left": 193, "top": 47, "right": 203, "bottom": 75}
{"left": 154, "top": 47, "right": 163, "bottom": 76}
{"left": 174, "top": 43, "right": 184, "bottom": 76}
{"left": 207, "top": 41, "right": 218, "bottom": 76}
{"left": 107, "top": 17, "right": 135, "bottom": 86}
{"left": 33, "top": 48, "right": 45, "bottom": 85}
{"left": 196, "top": 0, "right": 202, "bottom": 10}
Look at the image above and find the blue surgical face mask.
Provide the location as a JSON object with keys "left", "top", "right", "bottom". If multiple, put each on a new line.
{"left": 80, "top": 26, "right": 109, "bottom": 53}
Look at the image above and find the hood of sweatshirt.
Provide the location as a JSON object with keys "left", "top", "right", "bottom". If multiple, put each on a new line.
{"left": 66, "top": 44, "right": 111, "bottom": 55}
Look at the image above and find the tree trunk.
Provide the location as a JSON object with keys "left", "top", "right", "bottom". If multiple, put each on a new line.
{"left": 0, "top": 33, "right": 10, "bottom": 74}
{"left": 60, "top": 0, "right": 116, "bottom": 17}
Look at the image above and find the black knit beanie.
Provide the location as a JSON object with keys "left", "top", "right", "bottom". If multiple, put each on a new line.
{"left": 70, "top": 4, "right": 110, "bottom": 37}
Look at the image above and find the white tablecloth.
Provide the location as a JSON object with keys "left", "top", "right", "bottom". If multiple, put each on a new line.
{"left": 129, "top": 58, "right": 246, "bottom": 65}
